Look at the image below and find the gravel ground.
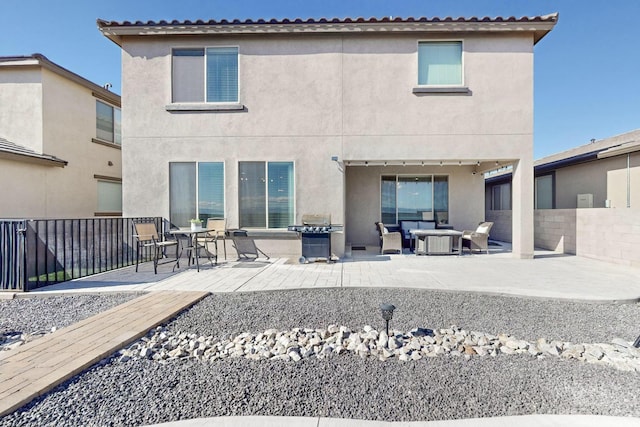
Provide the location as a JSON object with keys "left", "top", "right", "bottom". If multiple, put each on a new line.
{"left": 0, "top": 293, "right": 145, "bottom": 335}
{"left": 1, "top": 288, "right": 639, "bottom": 427}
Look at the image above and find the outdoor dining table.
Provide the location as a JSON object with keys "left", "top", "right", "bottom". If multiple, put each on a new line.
{"left": 169, "top": 227, "right": 217, "bottom": 271}
{"left": 410, "top": 229, "right": 463, "bottom": 256}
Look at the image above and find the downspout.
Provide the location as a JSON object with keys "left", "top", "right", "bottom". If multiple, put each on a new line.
{"left": 627, "top": 153, "right": 631, "bottom": 208}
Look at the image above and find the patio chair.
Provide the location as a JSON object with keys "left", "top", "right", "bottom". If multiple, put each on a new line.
{"left": 198, "top": 218, "right": 227, "bottom": 260}
{"left": 229, "top": 229, "right": 270, "bottom": 260}
{"left": 461, "top": 222, "right": 494, "bottom": 254}
{"left": 376, "top": 222, "right": 402, "bottom": 254}
{"left": 133, "top": 220, "right": 180, "bottom": 274}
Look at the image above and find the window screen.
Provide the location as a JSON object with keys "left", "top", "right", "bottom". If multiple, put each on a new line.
{"left": 172, "top": 48, "right": 205, "bottom": 102}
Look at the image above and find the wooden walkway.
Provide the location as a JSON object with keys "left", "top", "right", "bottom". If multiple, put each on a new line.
{"left": 0, "top": 290, "right": 209, "bottom": 417}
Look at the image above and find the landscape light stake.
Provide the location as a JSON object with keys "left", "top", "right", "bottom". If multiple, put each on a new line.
{"left": 633, "top": 335, "right": 640, "bottom": 348}
{"left": 380, "top": 303, "right": 396, "bottom": 337}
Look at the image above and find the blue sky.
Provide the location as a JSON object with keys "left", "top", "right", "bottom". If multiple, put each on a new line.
{"left": 2, "top": 0, "right": 639, "bottom": 159}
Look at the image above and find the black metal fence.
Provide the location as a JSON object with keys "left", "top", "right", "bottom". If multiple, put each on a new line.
{"left": 0, "top": 217, "right": 163, "bottom": 292}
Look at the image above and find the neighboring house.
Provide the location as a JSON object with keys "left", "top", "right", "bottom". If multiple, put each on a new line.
{"left": 98, "top": 14, "right": 557, "bottom": 259}
{"left": 0, "top": 54, "right": 122, "bottom": 218}
{"left": 487, "top": 129, "right": 640, "bottom": 215}
{"left": 485, "top": 129, "right": 640, "bottom": 265}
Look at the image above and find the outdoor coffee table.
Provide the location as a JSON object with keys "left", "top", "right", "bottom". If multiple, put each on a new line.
{"left": 410, "top": 229, "right": 463, "bottom": 256}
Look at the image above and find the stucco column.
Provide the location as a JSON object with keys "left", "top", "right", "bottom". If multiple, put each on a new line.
{"left": 511, "top": 158, "right": 534, "bottom": 259}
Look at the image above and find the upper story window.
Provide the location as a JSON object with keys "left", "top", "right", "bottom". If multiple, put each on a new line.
{"left": 417, "top": 41, "right": 462, "bottom": 86}
{"left": 96, "top": 100, "right": 121, "bottom": 145}
{"left": 172, "top": 47, "right": 239, "bottom": 103}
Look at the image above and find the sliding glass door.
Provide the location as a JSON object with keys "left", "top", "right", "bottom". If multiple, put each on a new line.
{"left": 381, "top": 175, "right": 449, "bottom": 224}
{"left": 169, "top": 162, "right": 225, "bottom": 227}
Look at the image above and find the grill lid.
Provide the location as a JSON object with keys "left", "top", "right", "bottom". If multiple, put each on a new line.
{"left": 301, "top": 213, "right": 331, "bottom": 226}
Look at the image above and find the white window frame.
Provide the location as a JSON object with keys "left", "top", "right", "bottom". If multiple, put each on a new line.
{"left": 413, "top": 40, "right": 469, "bottom": 95}
{"left": 169, "top": 161, "right": 226, "bottom": 227}
{"left": 95, "top": 100, "right": 121, "bottom": 145}
{"left": 169, "top": 46, "right": 243, "bottom": 111}
{"left": 416, "top": 40, "right": 464, "bottom": 87}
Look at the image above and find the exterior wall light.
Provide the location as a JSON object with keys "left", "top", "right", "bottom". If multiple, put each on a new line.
{"left": 380, "top": 303, "right": 396, "bottom": 336}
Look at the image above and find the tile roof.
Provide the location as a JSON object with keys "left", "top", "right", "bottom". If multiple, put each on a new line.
{"left": 97, "top": 14, "right": 558, "bottom": 27}
{"left": 0, "top": 137, "right": 67, "bottom": 167}
{"left": 97, "top": 13, "right": 558, "bottom": 46}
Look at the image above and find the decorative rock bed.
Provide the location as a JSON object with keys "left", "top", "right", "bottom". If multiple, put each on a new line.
{"left": 0, "top": 328, "right": 57, "bottom": 352}
{"left": 119, "top": 324, "right": 640, "bottom": 372}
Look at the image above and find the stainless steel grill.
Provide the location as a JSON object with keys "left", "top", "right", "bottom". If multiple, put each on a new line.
{"left": 288, "top": 214, "right": 342, "bottom": 263}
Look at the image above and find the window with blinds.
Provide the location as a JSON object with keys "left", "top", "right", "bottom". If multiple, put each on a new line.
{"left": 172, "top": 47, "right": 239, "bottom": 103}
{"left": 96, "top": 100, "right": 121, "bottom": 144}
{"left": 198, "top": 162, "right": 225, "bottom": 220}
{"left": 417, "top": 41, "right": 463, "bottom": 86}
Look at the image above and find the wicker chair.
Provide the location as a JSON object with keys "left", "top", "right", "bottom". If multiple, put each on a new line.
{"left": 133, "top": 221, "right": 180, "bottom": 274}
{"left": 376, "top": 222, "right": 402, "bottom": 254}
{"left": 461, "top": 222, "right": 494, "bottom": 254}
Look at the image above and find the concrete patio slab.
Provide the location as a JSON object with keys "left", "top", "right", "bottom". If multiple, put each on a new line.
{"left": 28, "top": 244, "right": 640, "bottom": 302}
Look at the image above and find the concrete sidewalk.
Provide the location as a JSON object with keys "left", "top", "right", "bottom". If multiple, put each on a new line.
{"left": 146, "top": 414, "right": 640, "bottom": 427}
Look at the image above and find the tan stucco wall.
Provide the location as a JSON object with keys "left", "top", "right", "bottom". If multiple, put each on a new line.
{"left": 606, "top": 152, "right": 640, "bottom": 209}
{"left": 534, "top": 153, "right": 640, "bottom": 210}
{"left": 120, "top": 32, "right": 535, "bottom": 257}
{"left": 0, "top": 66, "right": 122, "bottom": 219}
{"left": 553, "top": 159, "right": 613, "bottom": 209}
{"left": 0, "top": 67, "right": 43, "bottom": 152}
{"left": 0, "top": 159, "right": 48, "bottom": 217}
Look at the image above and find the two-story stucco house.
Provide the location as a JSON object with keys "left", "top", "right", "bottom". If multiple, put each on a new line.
{"left": 0, "top": 54, "right": 122, "bottom": 218}
{"left": 98, "top": 14, "right": 557, "bottom": 259}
